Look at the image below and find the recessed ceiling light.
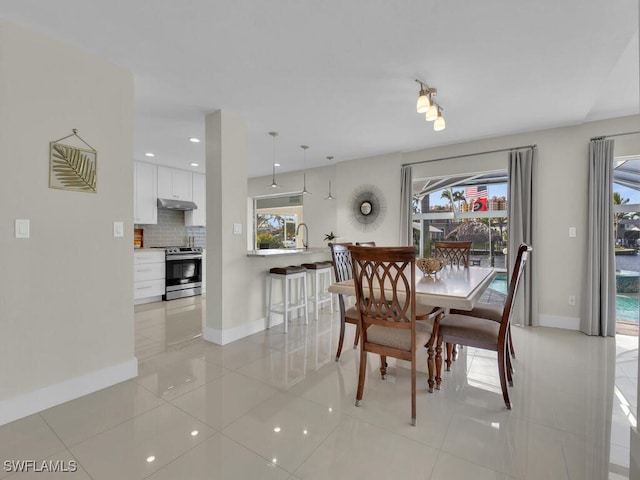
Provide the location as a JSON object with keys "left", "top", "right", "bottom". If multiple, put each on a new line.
{"left": 189, "top": 137, "right": 200, "bottom": 143}
{"left": 190, "top": 163, "right": 199, "bottom": 167}
{"left": 146, "top": 456, "right": 155, "bottom": 463}
{"left": 274, "top": 163, "right": 280, "bottom": 167}
{"left": 145, "top": 152, "right": 155, "bottom": 157}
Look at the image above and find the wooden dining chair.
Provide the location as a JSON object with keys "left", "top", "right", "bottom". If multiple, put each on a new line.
{"left": 434, "top": 241, "right": 472, "bottom": 267}
{"left": 328, "top": 242, "right": 361, "bottom": 361}
{"left": 349, "top": 245, "right": 438, "bottom": 426}
{"left": 355, "top": 242, "right": 442, "bottom": 323}
{"left": 449, "top": 302, "right": 516, "bottom": 360}
{"left": 436, "top": 244, "right": 532, "bottom": 409}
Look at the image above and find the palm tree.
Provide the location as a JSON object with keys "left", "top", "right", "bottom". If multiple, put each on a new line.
{"left": 613, "top": 192, "right": 630, "bottom": 245}
{"left": 441, "top": 189, "right": 465, "bottom": 212}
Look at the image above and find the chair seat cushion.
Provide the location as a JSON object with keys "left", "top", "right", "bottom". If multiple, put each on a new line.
{"left": 415, "top": 316, "right": 435, "bottom": 334}
{"left": 450, "top": 304, "right": 502, "bottom": 323}
{"left": 269, "top": 265, "right": 306, "bottom": 275}
{"left": 301, "top": 261, "right": 333, "bottom": 270}
{"left": 367, "top": 325, "right": 431, "bottom": 351}
{"left": 438, "top": 314, "right": 500, "bottom": 345}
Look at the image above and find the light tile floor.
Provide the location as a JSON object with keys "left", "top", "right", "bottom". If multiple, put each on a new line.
{"left": 1, "top": 296, "right": 638, "bottom": 479}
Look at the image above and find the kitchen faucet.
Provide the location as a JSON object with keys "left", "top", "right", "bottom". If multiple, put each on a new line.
{"left": 296, "top": 223, "right": 309, "bottom": 249}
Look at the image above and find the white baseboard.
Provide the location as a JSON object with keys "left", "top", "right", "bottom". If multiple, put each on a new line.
{"left": 203, "top": 316, "right": 279, "bottom": 345}
{"left": 134, "top": 295, "right": 163, "bottom": 305}
{"left": 0, "top": 357, "right": 138, "bottom": 427}
{"left": 537, "top": 314, "right": 580, "bottom": 330}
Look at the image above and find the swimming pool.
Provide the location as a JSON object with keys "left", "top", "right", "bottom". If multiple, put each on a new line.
{"left": 488, "top": 273, "right": 639, "bottom": 323}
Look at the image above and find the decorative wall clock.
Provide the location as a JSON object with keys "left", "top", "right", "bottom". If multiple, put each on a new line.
{"left": 350, "top": 184, "right": 386, "bottom": 231}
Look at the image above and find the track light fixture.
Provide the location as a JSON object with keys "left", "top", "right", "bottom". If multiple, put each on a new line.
{"left": 268, "top": 131, "right": 281, "bottom": 188}
{"left": 415, "top": 79, "right": 445, "bottom": 131}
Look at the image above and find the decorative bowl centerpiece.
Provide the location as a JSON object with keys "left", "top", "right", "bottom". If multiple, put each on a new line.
{"left": 417, "top": 257, "right": 447, "bottom": 277}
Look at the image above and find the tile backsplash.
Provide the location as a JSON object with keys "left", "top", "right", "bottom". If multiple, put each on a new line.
{"left": 135, "top": 209, "right": 206, "bottom": 248}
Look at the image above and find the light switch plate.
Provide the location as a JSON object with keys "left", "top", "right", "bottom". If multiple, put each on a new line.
{"left": 15, "top": 219, "right": 30, "bottom": 238}
{"left": 113, "top": 221, "right": 124, "bottom": 238}
{"left": 233, "top": 223, "right": 242, "bottom": 235}
{"left": 568, "top": 227, "right": 576, "bottom": 238}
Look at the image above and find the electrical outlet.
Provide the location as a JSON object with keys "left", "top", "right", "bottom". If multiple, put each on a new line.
{"left": 568, "top": 295, "right": 576, "bottom": 306}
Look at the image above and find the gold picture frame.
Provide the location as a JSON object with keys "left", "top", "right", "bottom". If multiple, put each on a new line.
{"left": 49, "top": 134, "right": 97, "bottom": 193}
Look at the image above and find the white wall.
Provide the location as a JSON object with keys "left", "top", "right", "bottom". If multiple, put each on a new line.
{"left": 0, "top": 21, "right": 135, "bottom": 425}
{"left": 249, "top": 115, "right": 639, "bottom": 331}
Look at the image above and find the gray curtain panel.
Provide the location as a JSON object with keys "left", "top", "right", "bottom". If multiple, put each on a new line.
{"left": 400, "top": 165, "right": 413, "bottom": 246}
{"left": 508, "top": 147, "right": 539, "bottom": 326}
{"left": 581, "top": 139, "right": 616, "bottom": 336}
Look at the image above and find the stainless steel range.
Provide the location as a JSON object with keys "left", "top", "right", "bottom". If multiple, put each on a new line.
{"left": 163, "top": 246, "right": 203, "bottom": 300}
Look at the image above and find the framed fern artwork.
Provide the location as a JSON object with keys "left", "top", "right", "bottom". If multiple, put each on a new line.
{"left": 49, "top": 140, "right": 97, "bottom": 193}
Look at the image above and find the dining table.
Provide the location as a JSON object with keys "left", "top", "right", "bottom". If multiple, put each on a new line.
{"left": 328, "top": 265, "right": 497, "bottom": 390}
{"left": 328, "top": 265, "right": 496, "bottom": 310}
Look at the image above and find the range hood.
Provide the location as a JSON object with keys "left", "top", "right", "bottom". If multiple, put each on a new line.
{"left": 157, "top": 198, "right": 198, "bottom": 211}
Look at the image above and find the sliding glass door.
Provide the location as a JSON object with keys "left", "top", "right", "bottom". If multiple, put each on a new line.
{"left": 412, "top": 170, "right": 509, "bottom": 270}
{"left": 613, "top": 156, "right": 640, "bottom": 335}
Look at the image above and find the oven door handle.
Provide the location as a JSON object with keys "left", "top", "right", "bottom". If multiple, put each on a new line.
{"left": 166, "top": 254, "right": 202, "bottom": 261}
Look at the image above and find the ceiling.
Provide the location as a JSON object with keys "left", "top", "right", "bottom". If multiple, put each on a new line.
{"left": 1, "top": 1, "right": 638, "bottom": 178}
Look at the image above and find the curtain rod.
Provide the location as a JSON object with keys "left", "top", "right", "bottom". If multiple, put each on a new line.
{"left": 401, "top": 144, "right": 536, "bottom": 167}
{"left": 590, "top": 131, "right": 640, "bottom": 141}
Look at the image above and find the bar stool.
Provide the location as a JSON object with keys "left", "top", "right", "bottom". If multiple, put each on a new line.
{"left": 267, "top": 265, "right": 309, "bottom": 334}
{"left": 301, "top": 261, "right": 334, "bottom": 320}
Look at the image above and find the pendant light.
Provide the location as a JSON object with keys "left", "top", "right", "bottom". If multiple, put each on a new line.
{"left": 268, "top": 131, "right": 281, "bottom": 188}
{"left": 416, "top": 86, "right": 430, "bottom": 113}
{"left": 300, "top": 145, "right": 311, "bottom": 195}
{"left": 425, "top": 103, "right": 438, "bottom": 121}
{"left": 433, "top": 107, "right": 446, "bottom": 131}
{"left": 324, "top": 155, "right": 336, "bottom": 200}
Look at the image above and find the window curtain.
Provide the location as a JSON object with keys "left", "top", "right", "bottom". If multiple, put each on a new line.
{"left": 508, "top": 147, "right": 539, "bottom": 326}
{"left": 400, "top": 165, "right": 413, "bottom": 246}
{"left": 581, "top": 139, "right": 616, "bottom": 336}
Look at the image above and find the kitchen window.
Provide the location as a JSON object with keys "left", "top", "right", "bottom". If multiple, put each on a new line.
{"left": 253, "top": 194, "right": 303, "bottom": 249}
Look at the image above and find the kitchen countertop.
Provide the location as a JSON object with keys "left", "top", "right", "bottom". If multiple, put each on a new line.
{"left": 247, "top": 247, "right": 330, "bottom": 257}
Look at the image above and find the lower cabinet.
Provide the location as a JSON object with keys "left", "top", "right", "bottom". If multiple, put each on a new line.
{"left": 134, "top": 251, "right": 165, "bottom": 304}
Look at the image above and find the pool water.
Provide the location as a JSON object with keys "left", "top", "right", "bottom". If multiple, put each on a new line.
{"left": 489, "top": 275, "right": 508, "bottom": 295}
{"left": 618, "top": 295, "right": 640, "bottom": 322}
{"left": 488, "top": 274, "right": 639, "bottom": 323}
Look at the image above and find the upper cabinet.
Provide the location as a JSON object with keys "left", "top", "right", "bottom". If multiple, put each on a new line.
{"left": 158, "top": 166, "right": 192, "bottom": 201}
{"left": 134, "top": 162, "right": 158, "bottom": 224}
{"left": 185, "top": 172, "right": 206, "bottom": 226}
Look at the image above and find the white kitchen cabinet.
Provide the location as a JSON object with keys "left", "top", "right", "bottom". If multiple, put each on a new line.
{"left": 134, "top": 250, "right": 165, "bottom": 304}
{"left": 185, "top": 172, "right": 206, "bottom": 226}
{"left": 134, "top": 162, "right": 158, "bottom": 224}
{"left": 157, "top": 166, "right": 193, "bottom": 201}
